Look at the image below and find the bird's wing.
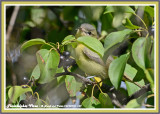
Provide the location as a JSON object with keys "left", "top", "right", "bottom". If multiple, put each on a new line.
{"left": 83, "top": 47, "right": 105, "bottom": 66}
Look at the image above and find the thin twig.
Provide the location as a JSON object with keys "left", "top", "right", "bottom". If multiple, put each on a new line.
{"left": 6, "top": 6, "right": 20, "bottom": 41}
{"left": 123, "top": 75, "right": 142, "bottom": 88}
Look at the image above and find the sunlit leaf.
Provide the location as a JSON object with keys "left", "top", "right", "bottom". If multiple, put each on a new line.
{"left": 123, "top": 18, "right": 141, "bottom": 29}
{"left": 124, "top": 64, "right": 145, "bottom": 96}
{"left": 31, "top": 65, "right": 40, "bottom": 80}
{"left": 104, "top": 6, "right": 114, "bottom": 14}
{"left": 8, "top": 85, "right": 32, "bottom": 103}
{"left": 103, "top": 29, "right": 132, "bottom": 61}
{"left": 82, "top": 96, "right": 101, "bottom": 108}
{"left": 77, "top": 36, "right": 104, "bottom": 58}
{"left": 109, "top": 53, "right": 130, "bottom": 89}
{"left": 104, "top": 29, "right": 132, "bottom": 51}
{"left": 125, "top": 94, "right": 146, "bottom": 108}
{"left": 125, "top": 81, "right": 145, "bottom": 96}
{"left": 65, "top": 75, "right": 82, "bottom": 97}
{"left": 36, "top": 49, "right": 60, "bottom": 84}
{"left": 62, "top": 35, "right": 76, "bottom": 45}
{"left": 124, "top": 64, "right": 137, "bottom": 79}
{"left": 21, "top": 38, "right": 46, "bottom": 52}
{"left": 126, "top": 99, "right": 141, "bottom": 108}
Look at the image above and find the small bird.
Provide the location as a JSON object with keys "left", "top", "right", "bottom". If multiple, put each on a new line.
{"left": 74, "top": 23, "right": 112, "bottom": 79}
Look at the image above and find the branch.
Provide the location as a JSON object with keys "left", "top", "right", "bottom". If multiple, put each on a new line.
{"left": 55, "top": 72, "right": 95, "bottom": 85}
{"left": 126, "top": 83, "right": 151, "bottom": 103}
{"left": 102, "top": 83, "right": 151, "bottom": 107}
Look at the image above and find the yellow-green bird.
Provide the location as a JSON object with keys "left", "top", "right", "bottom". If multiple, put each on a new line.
{"left": 74, "top": 23, "right": 112, "bottom": 79}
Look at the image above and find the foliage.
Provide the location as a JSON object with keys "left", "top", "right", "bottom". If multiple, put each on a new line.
{"left": 6, "top": 5, "right": 154, "bottom": 108}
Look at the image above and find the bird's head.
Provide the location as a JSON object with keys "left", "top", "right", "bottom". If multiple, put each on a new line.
{"left": 75, "top": 23, "right": 98, "bottom": 38}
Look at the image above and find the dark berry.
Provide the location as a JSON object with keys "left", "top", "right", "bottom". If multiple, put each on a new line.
{"left": 60, "top": 55, "right": 65, "bottom": 60}
{"left": 58, "top": 55, "right": 65, "bottom": 68}
{"left": 65, "top": 58, "right": 76, "bottom": 67}
{"left": 63, "top": 51, "right": 70, "bottom": 59}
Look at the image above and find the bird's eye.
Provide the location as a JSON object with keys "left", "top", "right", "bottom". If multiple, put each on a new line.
{"left": 87, "top": 31, "right": 92, "bottom": 35}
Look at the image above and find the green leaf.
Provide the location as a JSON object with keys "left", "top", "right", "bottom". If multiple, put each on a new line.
{"left": 104, "top": 6, "right": 135, "bottom": 14}
{"left": 6, "top": 85, "right": 12, "bottom": 102}
{"left": 104, "top": 29, "right": 132, "bottom": 51}
{"left": 62, "top": 35, "right": 76, "bottom": 45}
{"left": 132, "top": 37, "right": 146, "bottom": 70}
{"left": 99, "top": 93, "right": 113, "bottom": 108}
{"left": 30, "top": 65, "right": 40, "bottom": 80}
{"left": 82, "top": 96, "right": 101, "bottom": 108}
{"left": 65, "top": 75, "right": 77, "bottom": 97}
{"left": 124, "top": 64, "right": 145, "bottom": 96}
{"left": 36, "top": 49, "right": 60, "bottom": 84}
{"left": 104, "top": 6, "right": 114, "bottom": 14}
{"left": 132, "top": 37, "right": 154, "bottom": 91}
{"left": 65, "top": 75, "right": 82, "bottom": 97}
{"left": 125, "top": 80, "right": 144, "bottom": 96}
{"left": 125, "top": 99, "right": 141, "bottom": 108}
{"left": 145, "top": 37, "right": 154, "bottom": 68}
{"left": 123, "top": 18, "right": 141, "bottom": 29}
{"left": 123, "top": 6, "right": 135, "bottom": 14}
{"left": 125, "top": 94, "right": 146, "bottom": 108}
{"left": 8, "top": 85, "right": 32, "bottom": 103}
{"left": 77, "top": 36, "right": 104, "bottom": 58}
{"left": 124, "top": 64, "right": 137, "bottom": 79}
{"left": 144, "top": 6, "right": 154, "bottom": 18}
{"left": 101, "top": 13, "right": 113, "bottom": 31}
{"left": 109, "top": 53, "right": 130, "bottom": 89}
{"left": 103, "top": 29, "right": 132, "bottom": 61}
{"left": 21, "top": 38, "right": 46, "bottom": 52}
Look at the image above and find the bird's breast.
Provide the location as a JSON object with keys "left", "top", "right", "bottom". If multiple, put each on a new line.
{"left": 74, "top": 44, "right": 107, "bottom": 79}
